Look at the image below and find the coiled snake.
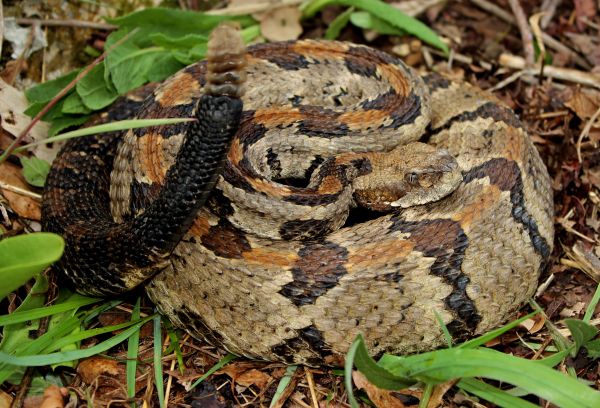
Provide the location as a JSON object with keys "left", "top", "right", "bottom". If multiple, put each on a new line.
{"left": 42, "top": 25, "right": 554, "bottom": 365}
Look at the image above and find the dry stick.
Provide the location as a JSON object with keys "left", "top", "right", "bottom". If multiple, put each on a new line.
{"left": 470, "top": 0, "right": 592, "bottom": 70}
{"left": 0, "top": 28, "right": 139, "bottom": 165}
{"left": 576, "top": 105, "right": 600, "bottom": 163}
{"left": 540, "top": 0, "right": 560, "bottom": 29}
{"left": 0, "top": 181, "right": 42, "bottom": 200}
{"left": 507, "top": 0, "right": 535, "bottom": 66}
{"left": 15, "top": 18, "right": 117, "bottom": 31}
{"left": 499, "top": 53, "right": 600, "bottom": 89}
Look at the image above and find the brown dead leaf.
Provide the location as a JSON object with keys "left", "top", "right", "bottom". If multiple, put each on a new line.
{"left": 564, "top": 88, "right": 600, "bottom": 120}
{"left": 0, "top": 161, "right": 41, "bottom": 220}
{"left": 38, "top": 385, "right": 67, "bottom": 408}
{"left": 566, "top": 33, "right": 600, "bottom": 67}
{"left": 260, "top": 7, "right": 302, "bottom": 42}
{"left": 218, "top": 363, "right": 272, "bottom": 389}
{"left": 0, "top": 390, "right": 12, "bottom": 408}
{"left": 77, "top": 356, "right": 120, "bottom": 384}
{"left": 352, "top": 371, "right": 414, "bottom": 408}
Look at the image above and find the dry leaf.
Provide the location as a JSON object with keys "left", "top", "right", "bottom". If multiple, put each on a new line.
{"left": 573, "top": 0, "right": 597, "bottom": 30}
{"left": 39, "top": 385, "right": 67, "bottom": 408}
{"left": 564, "top": 88, "right": 600, "bottom": 123}
{"left": 352, "top": 371, "right": 413, "bottom": 408}
{"left": 218, "top": 363, "right": 272, "bottom": 388}
{"left": 260, "top": 7, "right": 302, "bottom": 42}
{"left": 0, "top": 390, "right": 12, "bottom": 408}
{"left": 0, "top": 161, "right": 41, "bottom": 220}
{"left": 77, "top": 356, "right": 120, "bottom": 384}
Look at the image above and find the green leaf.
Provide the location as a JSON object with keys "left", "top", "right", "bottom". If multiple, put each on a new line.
{"left": 457, "top": 311, "right": 539, "bottom": 349}
{"left": 61, "top": 92, "right": 92, "bottom": 115}
{"left": 25, "top": 71, "right": 79, "bottom": 104}
{"left": 19, "top": 156, "right": 51, "bottom": 187}
{"left": 565, "top": 319, "right": 598, "bottom": 355}
{"left": 270, "top": 365, "right": 298, "bottom": 408}
{"left": 325, "top": 7, "right": 354, "bottom": 40}
{"left": 584, "top": 339, "right": 600, "bottom": 359}
{"left": 458, "top": 378, "right": 540, "bottom": 408}
{"left": 302, "top": 0, "right": 448, "bottom": 53}
{"left": 76, "top": 62, "right": 119, "bottom": 110}
{"left": 350, "top": 11, "right": 405, "bottom": 36}
{"left": 374, "top": 347, "right": 600, "bottom": 408}
{"left": 47, "top": 115, "right": 91, "bottom": 138}
{"left": 0, "top": 233, "right": 64, "bottom": 299}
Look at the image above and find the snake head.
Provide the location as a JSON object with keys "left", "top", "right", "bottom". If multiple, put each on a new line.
{"left": 352, "top": 142, "right": 462, "bottom": 211}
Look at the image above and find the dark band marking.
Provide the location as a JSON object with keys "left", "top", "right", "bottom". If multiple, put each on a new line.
{"left": 266, "top": 148, "right": 283, "bottom": 178}
{"left": 346, "top": 44, "right": 399, "bottom": 65}
{"left": 237, "top": 116, "right": 268, "bottom": 147}
{"left": 251, "top": 42, "right": 310, "bottom": 70}
{"left": 270, "top": 325, "right": 329, "bottom": 365}
{"left": 171, "top": 304, "right": 225, "bottom": 346}
{"left": 423, "top": 73, "right": 451, "bottom": 91}
{"left": 387, "top": 92, "right": 422, "bottom": 129}
{"left": 279, "top": 241, "right": 348, "bottom": 306}
{"left": 390, "top": 216, "right": 480, "bottom": 336}
{"left": 360, "top": 89, "right": 398, "bottom": 110}
{"left": 200, "top": 221, "right": 252, "bottom": 259}
{"left": 435, "top": 101, "right": 524, "bottom": 132}
{"left": 132, "top": 97, "right": 197, "bottom": 138}
{"left": 344, "top": 55, "right": 377, "bottom": 77}
{"left": 279, "top": 219, "right": 333, "bottom": 240}
{"left": 463, "top": 158, "right": 551, "bottom": 259}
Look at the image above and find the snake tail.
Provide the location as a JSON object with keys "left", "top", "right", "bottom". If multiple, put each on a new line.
{"left": 41, "top": 24, "right": 246, "bottom": 295}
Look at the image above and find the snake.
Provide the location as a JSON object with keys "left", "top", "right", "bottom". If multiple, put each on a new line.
{"left": 42, "top": 24, "right": 554, "bottom": 365}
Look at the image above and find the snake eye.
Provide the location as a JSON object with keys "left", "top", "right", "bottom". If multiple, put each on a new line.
{"left": 405, "top": 172, "right": 419, "bottom": 185}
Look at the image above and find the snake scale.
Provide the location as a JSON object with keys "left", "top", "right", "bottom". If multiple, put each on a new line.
{"left": 42, "top": 25, "right": 554, "bottom": 365}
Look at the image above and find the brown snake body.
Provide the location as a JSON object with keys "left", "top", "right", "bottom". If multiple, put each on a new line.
{"left": 43, "top": 27, "right": 554, "bottom": 365}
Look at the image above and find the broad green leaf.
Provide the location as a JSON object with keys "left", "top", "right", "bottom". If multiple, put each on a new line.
{"left": 0, "top": 233, "right": 64, "bottom": 299}
{"left": 47, "top": 115, "right": 91, "bottom": 137}
{"left": 150, "top": 32, "right": 208, "bottom": 49}
{"left": 584, "top": 339, "right": 600, "bottom": 359}
{"left": 25, "top": 70, "right": 79, "bottom": 104}
{"left": 61, "top": 92, "right": 92, "bottom": 115}
{"left": 302, "top": 0, "right": 448, "bottom": 53}
{"left": 19, "top": 156, "right": 51, "bottom": 187}
{"left": 350, "top": 11, "right": 404, "bottom": 36}
{"left": 565, "top": 319, "right": 598, "bottom": 355}
{"left": 76, "top": 62, "right": 118, "bottom": 110}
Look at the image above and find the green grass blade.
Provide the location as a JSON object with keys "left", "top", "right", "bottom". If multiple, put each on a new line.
{"left": 458, "top": 378, "right": 539, "bottom": 408}
{"left": 302, "top": 0, "right": 448, "bottom": 53}
{"left": 165, "top": 324, "right": 185, "bottom": 375}
{"left": 14, "top": 118, "right": 195, "bottom": 152}
{"left": 0, "top": 319, "right": 149, "bottom": 366}
{"left": 457, "top": 311, "right": 539, "bottom": 349}
{"left": 584, "top": 282, "right": 600, "bottom": 323}
{"left": 379, "top": 348, "right": 600, "bottom": 408}
{"left": 269, "top": 365, "right": 298, "bottom": 408}
{"left": 325, "top": 7, "right": 354, "bottom": 40}
{"left": 127, "top": 298, "right": 141, "bottom": 405}
{"left": 153, "top": 315, "right": 165, "bottom": 408}
{"left": 189, "top": 353, "right": 237, "bottom": 390}
{"left": 0, "top": 295, "right": 100, "bottom": 326}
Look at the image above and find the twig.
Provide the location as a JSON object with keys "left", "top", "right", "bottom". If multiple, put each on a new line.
{"left": 576, "top": 105, "right": 600, "bottom": 163}
{"left": 15, "top": 18, "right": 117, "bottom": 31}
{"left": 0, "top": 28, "right": 139, "bottom": 165}
{"left": 206, "top": 0, "right": 303, "bottom": 15}
{"left": 0, "top": 181, "right": 42, "bottom": 200}
{"left": 498, "top": 53, "right": 600, "bottom": 89}
{"left": 540, "top": 0, "right": 560, "bottom": 28}
{"left": 304, "top": 369, "right": 319, "bottom": 408}
{"left": 470, "top": 0, "right": 592, "bottom": 70}
{"left": 488, "top": 70, "right": 525, "bottom": 92}
{"left": 507, "top": 0, "right": 535, "bottom": 66}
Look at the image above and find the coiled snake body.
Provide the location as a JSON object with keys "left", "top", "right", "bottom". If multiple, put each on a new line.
{"left": 43, "top": 26, "right": 554, "bottom": 365}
